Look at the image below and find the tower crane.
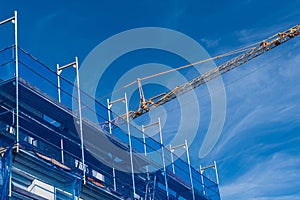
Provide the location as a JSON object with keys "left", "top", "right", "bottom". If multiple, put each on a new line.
{"left": 112, "top": 25, "right": 300, "bottom": 124}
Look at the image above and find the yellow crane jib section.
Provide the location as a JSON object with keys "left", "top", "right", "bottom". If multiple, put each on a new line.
{"left": 126, "top": 24, "right": 300, "bottom": 120}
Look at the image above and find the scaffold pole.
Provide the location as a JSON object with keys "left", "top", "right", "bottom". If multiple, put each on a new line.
{"left": 200, "top": 162, "right": 220, "bottom": 184}
{"left": 107, "top": 98, "right": 117, "bottom": 191}
{"left": 200, "top": 165, "right": 206, "bottom": 196}
{"left": 75, "top": 56, "right": 86, "bottom": 185}
{"left": 57, "top": 64, "right": 61, "bottom": 102}
{"left": 142, "top": 118, "right": 169, "bottom": 199}
{"left": 214, "top": 161, "right": 220, "bottom": 185}
{"left": 170, "top": 144, "right": 175, "bottom": 174}
{"left": 141, "top": 125, "right": 149, "bottom": 179}
{"left": 158, "top": 118, "right": 169, "bottom": 200}
{"left": 124, "top": 93, "right": 136, "bottom": 197}
{"left": 107, "top": 99, "right": 112, "bottom": 134}
{"left": 60, "top": 138, "right": 64, "bottom": 163}
{"left": 57, "top": 58, "right": 86, "bottom": 184}
{"left": 185, "top": 139, "right": 195, "bottom": 200}
{"left": 13, "top": 11, "right": 19, "bottom": 153}
{"left": 170, "top": 140, "right": 195, "bottom": 200}
{"left": 57, "top": 63, "right": 65, "bottom": 164}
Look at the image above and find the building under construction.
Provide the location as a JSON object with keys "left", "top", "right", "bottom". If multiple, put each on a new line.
{"left": 1, "top": 11, "right": 299, "bottom": 200}
{"left": 0, "top": 11, "right": 221, "bottom": 200}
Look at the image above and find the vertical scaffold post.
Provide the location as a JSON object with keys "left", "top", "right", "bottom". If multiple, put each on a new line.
{"left": 107, "top": 99, "right": 112, "bottom": 135}
{"left": 57, "top": 64, "right": 64, "bottom": 163}
{"left": 57, "top": 64, "right": 61, "bottom": 103}
{"left": 158, "top": 118, "right": 169, "bottom": 200}
{"left": 200, "top": 161, "right": 220, "bottom": 197}
{"left": 169, "top": 144, "right": 175, "bottom": 174}
{"left": 107, "top": 99, "right": 117, "bottom": 191}
{"left": 185, "top": 139, "right": 195, "bottom": 200}
{"left": 200, "top": 165, "right": 205, "bottom": 196}
{"left": 141, "top": 125, "right": 149, "bottom": 180}
{"left": 110, "top": 95, "right": 136, "bottom": 196}
{"left": 57, "top": 58, "right": 85, "bottom": 185}
{"left": 6, "top": 147, "right": 13, "bottom": 198}
{"left": 124, "top": 93, "right": 136, "bottom": 197}
{"left": 214, "top": 161, "right": 220, "bottom": 185}
{"left": 200, "top": 165, "right": 206, "bottom": 196}
{"left": 141, "top": 125, "right": 150, "bottom": 200}
{"left": 142, "top": 119, "right": 169, "bottom": 199}
{"left": 108, "top": 95, "right": 137, "bottom": 193}
{"left": 10, "top": 11, "right": 17, "bottom": 194}
{"left": 75, "top": 57, "right": 85, "bottom": 185}
{"left": 60, "top": 138, "right": 64, "bottom": 163}
{"left": 14, "top": 11, "right": 19, "bottom": 153}
{"left": 170, "top": 141, "right": 195, "bottom": 200}
{"left": 0, "top": 11, "right": 19, "bottom": 153}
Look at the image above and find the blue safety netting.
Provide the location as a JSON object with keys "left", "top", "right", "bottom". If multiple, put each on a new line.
{"left": 203, "top": 175, "right": 221, "bottom": 200}
{"left": 0, "top": 45, "right": 221, "bottom": 199}
{"left": 0, "top": 145, "right": 13, "bottom": 200}
{"left": 0, "top": 46, "right": 14, "bottom": 81}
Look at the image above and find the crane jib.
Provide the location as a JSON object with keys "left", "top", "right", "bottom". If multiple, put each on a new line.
{"left": 111, "top": 24, "right": 300, "bottom": 122}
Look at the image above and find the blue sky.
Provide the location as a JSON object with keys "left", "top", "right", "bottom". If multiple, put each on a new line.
{"left": 1, "top": 1, "right": 300, "bottom": 199}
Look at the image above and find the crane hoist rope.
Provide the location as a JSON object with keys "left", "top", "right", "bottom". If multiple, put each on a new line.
{"left": 108, "top": 24, "right": 300, "bottom": 126}
{"left": 97, "top": 36, "right": 262, "bottom": 103}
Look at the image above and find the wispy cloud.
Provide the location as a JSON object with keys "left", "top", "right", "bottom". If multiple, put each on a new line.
{"left": 234, "top": 23, "right": 294, "bottom": 44}
{"left": 200, "top": 33, "right": 300, "bottom": 199}
{"left": 200, "top": 38, "right": 220, "bottom": 48}
{"left": 210, "top": 45, "right": 300, "bottom": 150}
{"left": 198, "top": 38, "right": 300, "bottom": 166}
{"left": 220, "top": 153, "right": 300, "bottom": 200}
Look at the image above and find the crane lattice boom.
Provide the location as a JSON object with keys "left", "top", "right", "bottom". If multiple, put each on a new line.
{"left": 114, "top": 25, "right": 300, "bottom": 123}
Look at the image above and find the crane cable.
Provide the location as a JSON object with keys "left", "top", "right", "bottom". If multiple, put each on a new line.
{"left": 97, "top": 37, "right": 274, "bottom": 102}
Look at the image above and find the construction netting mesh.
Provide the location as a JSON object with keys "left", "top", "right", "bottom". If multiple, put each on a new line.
{"left": 0, "top": 46, "right": 220, "bottom": 199}
{"left": 0, "top": 145, "right": 13, "bottom": 200}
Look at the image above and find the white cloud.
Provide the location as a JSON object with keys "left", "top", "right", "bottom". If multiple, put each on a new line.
{"left": 233, "top": 23, "right": 290, "bottom": 44}
{"left": 220, "top": 153, "right": 300, "bottom": 200}
{"left": 200, "top": 38, "right": 220, "bottom": 48}
{"left": 211, "top": 40, "right": 300, "bottom": 152}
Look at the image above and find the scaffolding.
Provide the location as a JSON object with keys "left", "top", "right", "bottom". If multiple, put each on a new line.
{"left": 0, "top": 11, "right": 221, "bottom": 200}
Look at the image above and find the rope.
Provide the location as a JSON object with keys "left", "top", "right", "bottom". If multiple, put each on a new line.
{"left": 98, "top": 40, "right": 261, "bottom": 101}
